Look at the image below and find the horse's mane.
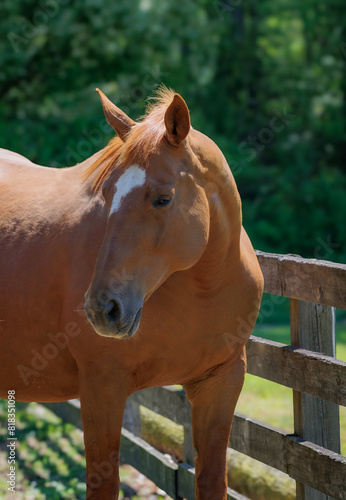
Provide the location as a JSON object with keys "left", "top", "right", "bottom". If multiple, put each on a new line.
{"left": 83, "top": 86, "right": 175, "bottom": 191}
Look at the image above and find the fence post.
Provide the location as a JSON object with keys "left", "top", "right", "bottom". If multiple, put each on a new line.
{"left": 123, "top": 399, "right": 142, "bottom": 437}
{"left": 183, "top": 403, "right": 194, "bottom": 465}
{"left": 290, "top": 299, "right": 305, "bottom": 500}
{"left": 290, "top": 299, "right": 340, "bottom": 500}
{"left": 179, "top": 395, "right": 194, "bottom": 500}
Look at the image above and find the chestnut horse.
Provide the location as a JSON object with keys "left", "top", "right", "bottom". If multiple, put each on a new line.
{"left": 0, "top": 87, "right": 263, "bottom": 499}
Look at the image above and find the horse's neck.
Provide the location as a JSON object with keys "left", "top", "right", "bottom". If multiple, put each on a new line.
{"left": 164, "top": 174, "right": 242, "bottom": 300}
{"left": 69, "top": 148, "right": 106, "bottom": 183}
{"left": 194, "top": 182, "right": 242, "bottom": 291}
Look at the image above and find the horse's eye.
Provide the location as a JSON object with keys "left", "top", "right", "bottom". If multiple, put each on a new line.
{"left": 153, "top": 196, "right": 172, "bottom": 209}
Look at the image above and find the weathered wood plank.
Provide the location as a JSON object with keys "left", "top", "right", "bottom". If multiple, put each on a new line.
{"left": 246, "top": 335, "right": 346, "bottom": 406}
{"left": 120, "top": 427, "right": 178, "bottom": 498}
{"left": 290, "top": 299, "right": 304, "bottom": 436}
{"left": 129, "top": 387, "right": 195, "bottom": 464}
{"left": 297, "top": 301, "right": 340, "bottom": 500}
{"left": 290, "top": 298, "right": 306, "bottom": 500}
{"left": 227, "top": 488, "right": 253, "bottom": 500}
{"left": 123, "top": 398, "right": 142, "bottom": 436}
{"left": 183, "top": 408, "right": 194, "bottom": 465}
{"left": 230, "top": 414, "right": 287, "bottom": 472}
{"left": 177, "top": 463, "right": 195, "bottom": 499}
{"left": 230, "top": 414, "right": 346, "bottom": 499}
{"left": 41, "top": 399, "right": 82, "bottom": 429}
{"left": 256, "top": 251, "right": 346, "bottom": 309}
{"left": 286, "top": 435, "right": 346, "bottom": 500}
{"left": 128, "top": 386, "right": 191, "bottom": 426}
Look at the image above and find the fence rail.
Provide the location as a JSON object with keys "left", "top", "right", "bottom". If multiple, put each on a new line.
{"left": 43, "top": 250, "right": 346, "bottom": 500}
{"left": 246, "top": 336, "right": 346, "bottom": 405}
{"left": 256, "top": 251, "right": 346, "bottom": 308}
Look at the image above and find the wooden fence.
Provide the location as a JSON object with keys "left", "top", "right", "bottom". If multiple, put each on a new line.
{"left": 43, "top": 251, "right": 346, "bottom": 500}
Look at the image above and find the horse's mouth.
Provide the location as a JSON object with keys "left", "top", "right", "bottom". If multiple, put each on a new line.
{"left": 127, "top": 307, "right": 142, "bottom": 337}
{"left": 87, "top": 306, "right": 142, "bottom": 340}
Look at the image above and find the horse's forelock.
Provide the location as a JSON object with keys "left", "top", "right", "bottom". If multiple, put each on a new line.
{"left": 84, "top": 86, "right": 176, "bottom": 191}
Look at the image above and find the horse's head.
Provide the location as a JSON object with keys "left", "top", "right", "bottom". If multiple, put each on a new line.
{"left": 84, "top": 87, "right": 233, "bottom": 339}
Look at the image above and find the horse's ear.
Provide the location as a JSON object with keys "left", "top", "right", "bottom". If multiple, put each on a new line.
{"left": 96, "top": 88, "right": 135, "bottom": 141}
{"left": 164, "top": 94, "right": 190, "bottom": 146}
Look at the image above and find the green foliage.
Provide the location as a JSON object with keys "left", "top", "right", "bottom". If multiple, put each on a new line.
{"left": 0, "top": 401, "right": 87, "bottom": 499}
{"left": 0, "top": 0, "right": 345, "bottom": 261}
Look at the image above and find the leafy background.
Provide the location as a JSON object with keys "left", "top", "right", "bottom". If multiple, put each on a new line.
{"left": 0, "top": 0, "right": 345, "bottom": 261}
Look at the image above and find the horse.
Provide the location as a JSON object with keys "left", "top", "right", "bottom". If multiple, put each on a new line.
{"left": 0, "top": 86, "right": 263, "bottom": 500}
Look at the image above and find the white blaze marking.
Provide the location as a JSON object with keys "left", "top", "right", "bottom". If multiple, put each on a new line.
{"left": 110, "top": 165, "right": 146, "bottom": 215}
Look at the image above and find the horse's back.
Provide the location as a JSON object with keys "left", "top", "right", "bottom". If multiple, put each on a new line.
{"left": 0, "top": 148, "right": 86, "bottom": 221}
{"left": 0, "top": 148, "right": 58, "bottom": 208}
{"left": 0, "top": 148, "right": 45, "bottom": 176}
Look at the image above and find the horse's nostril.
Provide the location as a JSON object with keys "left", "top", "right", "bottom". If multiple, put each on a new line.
{"left": 105, "top": 299, "right": 121, "bottom": 324}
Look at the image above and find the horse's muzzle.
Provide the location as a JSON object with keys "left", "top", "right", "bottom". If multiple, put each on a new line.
{"left": 84, "top": 293, "right": 143, "bottom": 339}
